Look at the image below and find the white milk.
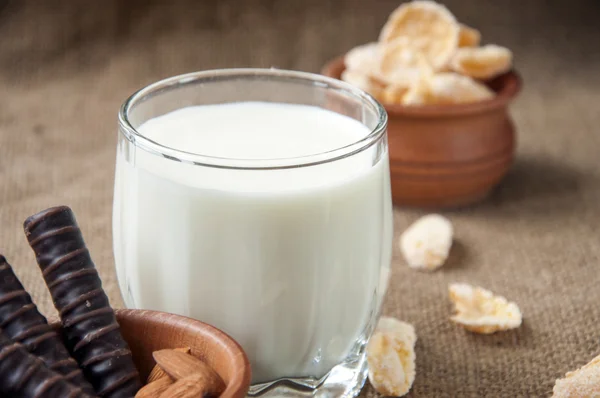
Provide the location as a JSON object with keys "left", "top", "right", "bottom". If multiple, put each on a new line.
{"left": 113, "top": 102, "right": 392, "bottom": 383}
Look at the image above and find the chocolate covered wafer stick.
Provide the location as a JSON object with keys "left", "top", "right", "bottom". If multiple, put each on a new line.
{"left": 0, "top": 328, "right": 93, "bottom": 397}
{"left": 0, "top": 255, "right": 95, "bottom": 394}
{"left": 24, "top": 206, "right": 142, "bottom": 398}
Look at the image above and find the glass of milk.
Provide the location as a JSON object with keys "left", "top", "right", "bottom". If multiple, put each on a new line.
{"left": 114, "top": 69, "right": 392, "bottom": 397}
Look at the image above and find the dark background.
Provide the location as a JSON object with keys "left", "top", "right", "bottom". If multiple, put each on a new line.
{"left": 1, "top": 0, "right": 599, "bottom": 83}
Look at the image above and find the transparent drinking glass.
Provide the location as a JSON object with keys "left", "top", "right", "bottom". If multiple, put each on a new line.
{"left": 114, "top": 69, "right": 392, "bottom": 397}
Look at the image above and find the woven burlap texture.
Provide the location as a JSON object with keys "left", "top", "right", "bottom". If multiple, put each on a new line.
{"left": 1, "top": 1, "right": 599, "bottom": 396}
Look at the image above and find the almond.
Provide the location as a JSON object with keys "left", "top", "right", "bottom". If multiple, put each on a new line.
{"left": 147, "top": 347, "right": 191, "bottom": 383}
{"left": 135, "top": 377, "right": 174, "bottom": 398}
{"left": 159, "top": 373, "right": 223, "bottom": 398}
{"left": 152, "top": 349, "right": 225, "bottom": 395}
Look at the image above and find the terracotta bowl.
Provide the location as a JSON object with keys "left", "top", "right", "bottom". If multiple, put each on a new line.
{"left": 321, "top": 56, "right": 522, "bottom": 209}
{"left": 52, "top": 309, "right": 251, "bottom": 398}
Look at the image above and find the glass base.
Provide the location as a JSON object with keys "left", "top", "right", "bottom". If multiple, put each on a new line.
{"left": 248, "top": 352, "right": 368, "bottom": 398}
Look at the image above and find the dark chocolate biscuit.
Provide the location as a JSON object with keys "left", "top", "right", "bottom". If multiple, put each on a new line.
{"left": 24, "top": 206, "right": 142, "bottom": 398}
{"left": 0, "top": 328, "right": 93, "bottom": 397}
{"left": 0, "top": 255, "right": 95, "bottom": 394}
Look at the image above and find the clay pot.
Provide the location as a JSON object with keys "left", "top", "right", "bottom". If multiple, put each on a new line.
{"left": 53, "top": 309, "right": 251, "bottom": 398}
{"left": 321, "top": 56, "right": 522, "bottom": 208}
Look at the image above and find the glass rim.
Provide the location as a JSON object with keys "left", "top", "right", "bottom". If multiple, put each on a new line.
{"left": 118, "top": 68, "right": 388, "bottom": 170}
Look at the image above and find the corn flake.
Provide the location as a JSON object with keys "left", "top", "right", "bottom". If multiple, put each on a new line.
{"left": 449, "top": 283, "right": 522, "bottom": 334}
{"left": 401, "top": 76, "right": 431, "bottom": 106}
{"left": 378, "top": 0, "right": 460, "bottom": 70}
{"left": 381, "top": 85, "right": 409, "bottom": 104}
{"left": 428, "top": 73, "right": 494, "bottom": 104}
{"left": 458, "top": 24, "right": 481, "bottom": 48}
{"left": 344, "top": 42, "right": 381, "bottom": 76}
{"left": 402, "top": 72, "right": 494, "bottom": 106}
{"left": 340, "top": 69, "right": 385, "bottom": 99}
{"left": 376, "top": 316, "right": 417, "bottom": 348}
{"left": 552, "top": 354, "right": 600, "bottom": 397}
{"left": 367, "top": 319, "right": 417, "bottom": 397}
{"left": 399, "top": 214, "right": 453, "bottom": 270}
{"left": 378, "top": 41, "right": 434, "bottom": 87}
{"left": 450, "top": 44, "right": 513, "bottom": 80}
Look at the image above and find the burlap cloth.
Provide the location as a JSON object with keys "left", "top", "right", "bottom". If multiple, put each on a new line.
{"left": 1, "top": 0, "right": 599, "bottom": 396}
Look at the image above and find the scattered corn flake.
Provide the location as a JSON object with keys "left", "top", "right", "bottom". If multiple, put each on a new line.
{"left": 378, "top": 0, "right": 460, "bottom": 70}
{"left": 344, "top": 42, "right": 381, "bottom": 75}
{"left": 367, "top": 322, "right": 416, "bottom": 397}
{"left": 399, "top": 214, "right": 453, "bottom": 271}
{"left": 552, "top": 354, "right": 600, "bottom": 398}
{"left": 449, "top": 283, "right": 522, "bottom": 334}
{"left": 376, "top": 316, "right": 417, "bottom": 348}
{"left": 458, "top": 24, "right": 481, "bottom": 48}
{"left": 450, "top": 44, "right": 513, "bottom": 80}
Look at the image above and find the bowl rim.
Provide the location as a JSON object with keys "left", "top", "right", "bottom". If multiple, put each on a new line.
{"left": 321, "top": 55, "right": 522, "bottom": 118}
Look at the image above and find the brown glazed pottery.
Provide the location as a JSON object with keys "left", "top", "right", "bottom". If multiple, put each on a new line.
{"left": 321, "top": 56, "right": 522, "bottom": 208}
{"left": 53, "top": 309, "right": 251, "bottom": 398}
